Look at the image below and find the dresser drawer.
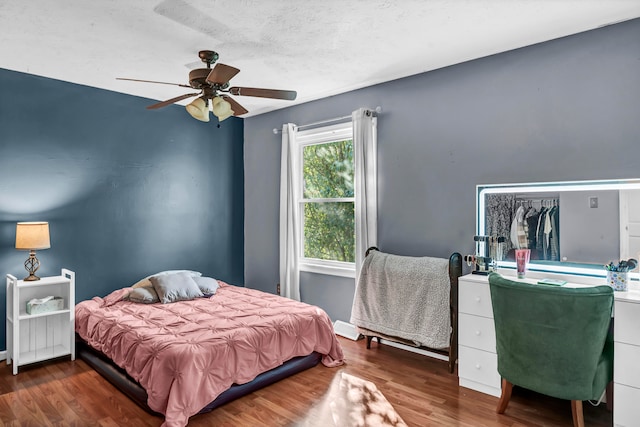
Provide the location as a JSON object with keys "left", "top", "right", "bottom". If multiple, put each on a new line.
{"left": 614, "top": 342, "right": 640, "bottom": 387}
{"left": 459, "top": 279, "right": 493, "bottom": 318}
{"left": 615, "top": 300, "right": 640, "bottom": 346}
{"left": 614, "top": 383, "right": 640, "bottom": 427}
{"left": 459, "top": 313, "right": 496, "bottom": 353}
{"left": 458, "top": 345, "right": 500, "bottom": 389}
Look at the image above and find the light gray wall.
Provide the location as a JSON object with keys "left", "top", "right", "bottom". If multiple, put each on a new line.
{"left": 244, "top": 19, "right": 640, "bottom": 322}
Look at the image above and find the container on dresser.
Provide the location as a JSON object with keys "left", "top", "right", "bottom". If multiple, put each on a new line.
{"left": 458, "top": 273, "right": 501, "bottom": 397}
{"left": 6, "top": 269, "right": 75, "bottom": 375}
{"left": 613, "top": 291, "right": 640, "bottom": 427}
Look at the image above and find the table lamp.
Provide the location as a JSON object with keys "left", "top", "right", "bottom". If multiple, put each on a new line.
{"left": 15, "top": 221, "right": 50, "bottom": 281}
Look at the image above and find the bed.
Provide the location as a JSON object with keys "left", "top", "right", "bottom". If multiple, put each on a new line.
{"left": 75, "top": 275, "right": 344, "bottom": 427}
{"left": 350, "top": 247, "right": 462, "bottom": 373}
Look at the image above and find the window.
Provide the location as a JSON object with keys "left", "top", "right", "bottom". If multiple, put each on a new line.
{"left": 297, "top": 122, "right": 355, "bottom": 277}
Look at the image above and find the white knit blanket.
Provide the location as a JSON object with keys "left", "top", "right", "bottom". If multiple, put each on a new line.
{"left": 350, "top": 250, "right": 451, "bottom": 349}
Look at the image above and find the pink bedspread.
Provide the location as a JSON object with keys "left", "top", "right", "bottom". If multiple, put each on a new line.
{"left": 75, "top": 282, "right": 344, "bottom": 427}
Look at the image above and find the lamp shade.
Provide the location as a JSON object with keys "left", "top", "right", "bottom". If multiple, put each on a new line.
{"left": 186, "top": 97, "right": 210, "bottom": 122}
{"left": 212, "top": 96, "right": 233, "bottom": 121}
{"left": 15, "top": 222, "right": 50, "bottom": 250}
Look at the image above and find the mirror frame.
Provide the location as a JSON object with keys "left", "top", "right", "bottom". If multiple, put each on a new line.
{"left": 476, "top": 178, "right": 640, "bottom": 278}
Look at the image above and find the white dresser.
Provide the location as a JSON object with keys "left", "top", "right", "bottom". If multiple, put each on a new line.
{"left": 613, "top": 290, "right": 640, "bottom": 427}
{"left": 458, "top": 271, "right": 640, "bottom": 424}
{"left": 458, "top": 274, "right": 501, "bottom": 397}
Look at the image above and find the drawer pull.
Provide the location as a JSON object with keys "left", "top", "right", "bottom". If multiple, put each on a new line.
{"left": 475, "top": 297, "right": 481, "bottom": 303}
{"left": 475, "top": 364, "right": 481, "bottom": 369}
{"left": 475, "top": 330, "right": 481, "bottom": 336}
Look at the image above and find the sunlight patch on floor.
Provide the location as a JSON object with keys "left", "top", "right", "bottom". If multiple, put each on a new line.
{"left": 293, "top": 370, "right": 407, "bottom": 427}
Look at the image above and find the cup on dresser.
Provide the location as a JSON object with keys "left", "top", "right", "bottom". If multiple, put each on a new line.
{"left": 607, "top": 270, "right": 628, "bottom": 291}
{"left": 515, "top": 249, "right": 531, "bottom": 279}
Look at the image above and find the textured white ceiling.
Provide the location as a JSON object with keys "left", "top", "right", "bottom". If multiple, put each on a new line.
{"left": 1, "top": 0, "right": 639, "bottom": 117}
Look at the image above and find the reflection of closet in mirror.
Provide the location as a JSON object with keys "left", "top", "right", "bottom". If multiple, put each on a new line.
{"left": 485, "top": 193, "right": 560, "bottom": 262}
{"left": 516, "top": 195, "right": 560, "bottom": 262}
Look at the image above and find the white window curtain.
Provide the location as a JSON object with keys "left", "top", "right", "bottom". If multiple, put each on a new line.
{"left": 279, "top": 123, "right": 301, "bottom": 301}
{"left": 353, "top": 108, "right": 378, "bottom": 279}
{"left": 279, "top": 110, "right": 376, "bottom": 300}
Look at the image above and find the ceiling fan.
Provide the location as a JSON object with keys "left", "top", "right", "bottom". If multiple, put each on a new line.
{"left": 117, "top": 50, "right": 297, "bottom": 122}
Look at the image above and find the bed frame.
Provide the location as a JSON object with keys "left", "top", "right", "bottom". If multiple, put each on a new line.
{"left": 359, "top": 247, "right": 462, "bottom": 374}
{"left": 76, "top": 337, "right": 321, "bottom": 416}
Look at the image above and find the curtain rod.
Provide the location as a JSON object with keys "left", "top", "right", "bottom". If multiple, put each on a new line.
{"left": 272, "top": 106, "right": 382, "bottom": 134}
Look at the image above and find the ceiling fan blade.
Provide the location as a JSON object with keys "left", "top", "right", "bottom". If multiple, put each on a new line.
{"left": 228, "top": 87, "right": 297, "bottom": 100}
{"left": 146, "top": 93, "right": 200, "bottom": 110}
{"left": 117, "top": 77, "right": 191, "bottom": 88}
{"left": 206, "top": 63, "right": 240, "bottom": 84}
{"left": 222, "top": 95, "right": 249, "bottom": 116}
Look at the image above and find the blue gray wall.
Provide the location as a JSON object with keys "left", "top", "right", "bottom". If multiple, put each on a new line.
{"left": 244, "top": 19, "right": 640, "bottom": 323}
{"left": 0, "top": 70, "right": 245, "bottom": 350}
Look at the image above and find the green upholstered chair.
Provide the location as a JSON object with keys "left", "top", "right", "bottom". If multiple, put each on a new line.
{"left": 488, "top": 272, "right": 613, "bottom": 427}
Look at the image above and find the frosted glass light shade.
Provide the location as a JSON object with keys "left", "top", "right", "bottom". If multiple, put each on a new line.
{"left": 186, "top": 97, "right": 210, "bottom": 122}
{"left": 15, "top": 222, "right": 50, "bottom": 250}
{"left": 212, "top": 97, "right": 233, "bottom": 121}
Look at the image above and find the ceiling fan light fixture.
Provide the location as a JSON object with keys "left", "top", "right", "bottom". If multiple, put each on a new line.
{"left": 186, "top": 97, "right": 210, "bottom": 122}
{"left": 125, "top": 51, "right": 296, "bottom": 118}
{"left": 212, "top": 96, "right": 233, "bottom": 121}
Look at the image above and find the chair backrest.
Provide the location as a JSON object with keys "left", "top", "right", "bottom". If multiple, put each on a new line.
{"left": 488, "top": 272, "right": 613, "bottom": 401}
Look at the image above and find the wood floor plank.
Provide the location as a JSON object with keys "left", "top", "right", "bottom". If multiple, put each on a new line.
{"left": 98, "top": 417, "right": 126, "bottom": 427}
{"left": 23, "top": 385, "right": 63, "bottom": 426}
{"left": 0, "top": 337, "right": 613, "bottom": 426}
{"left": 10, "top": 388, "right": 53, "bottom": 427}
{"left": 0, "top": 398, "right": 16, "bottom": 424}
{"left": 38, "top": 390, "right": 77, "bottom": 427}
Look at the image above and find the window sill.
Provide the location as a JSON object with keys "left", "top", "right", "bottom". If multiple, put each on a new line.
{"left": 299, "top": 262, "right": 356, "bottom": 279}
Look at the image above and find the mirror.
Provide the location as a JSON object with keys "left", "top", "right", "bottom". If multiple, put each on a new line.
{"left": 477, "top": 179, "right": 640, "bottom": 277}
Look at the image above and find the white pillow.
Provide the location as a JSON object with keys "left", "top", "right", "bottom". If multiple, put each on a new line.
{"left": 125, "top": 286, "right": 160, "bottom": 304}
{"left": 131, "top": 270, "right": 202, "bottom": 289}
{"left": 194, "top": 276, "right": 220, "bottom": 295}
{"left": 150, "top": 272, "right": 203, "bottom": 304}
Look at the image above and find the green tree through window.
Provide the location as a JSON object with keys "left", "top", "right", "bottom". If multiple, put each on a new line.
{"left": 302, "top": 139, "right": 355, "bottom": 262}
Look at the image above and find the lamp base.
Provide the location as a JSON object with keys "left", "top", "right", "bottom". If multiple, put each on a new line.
{"left": 23, "top": 250, "right": 41, "bottom": 281}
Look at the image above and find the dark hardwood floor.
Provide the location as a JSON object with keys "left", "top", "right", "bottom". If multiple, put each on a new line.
{"left": 0, "top": 337, "right": 612, "bottom": 426}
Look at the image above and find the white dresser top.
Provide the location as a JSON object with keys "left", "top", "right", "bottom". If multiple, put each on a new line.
{"left": 614, "top": 288, "right": 640, "bottom": 304}
{"left": 462, "top": 269, "right": 640, "bottom": 299}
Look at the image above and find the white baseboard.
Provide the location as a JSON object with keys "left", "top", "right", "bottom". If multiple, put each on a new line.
{"left": 333, "top": 320, "right": 362, "bottom": 340}
{"left": 0, "top": 350, "right": 6, "bottom": 361}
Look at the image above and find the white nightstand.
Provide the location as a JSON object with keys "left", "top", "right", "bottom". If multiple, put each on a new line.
{"left": 6, "top": 269, "right": 75, "bottom": 375}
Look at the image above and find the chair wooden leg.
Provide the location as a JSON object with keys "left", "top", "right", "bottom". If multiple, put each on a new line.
{"left": 496, "top": 379, "right": 513, "bottom": 414}
{"left": 571, "top": 400, "right": 585, "bottom": 427}
{"left": 606, "top": 381, "right": 613, "bottom": 412}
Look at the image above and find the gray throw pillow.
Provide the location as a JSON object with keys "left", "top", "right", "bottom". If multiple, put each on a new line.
{"left": 194, "top": 276, "right": 219, "bottom": 295}
{"left": 132, "top": 269, "right": 202, "bottom": 289}
{"left": 125, "top": 286, "right": 160, "bottom": 304}
{"left": 150, "top": 272, "right": 203, "bottom": 304}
